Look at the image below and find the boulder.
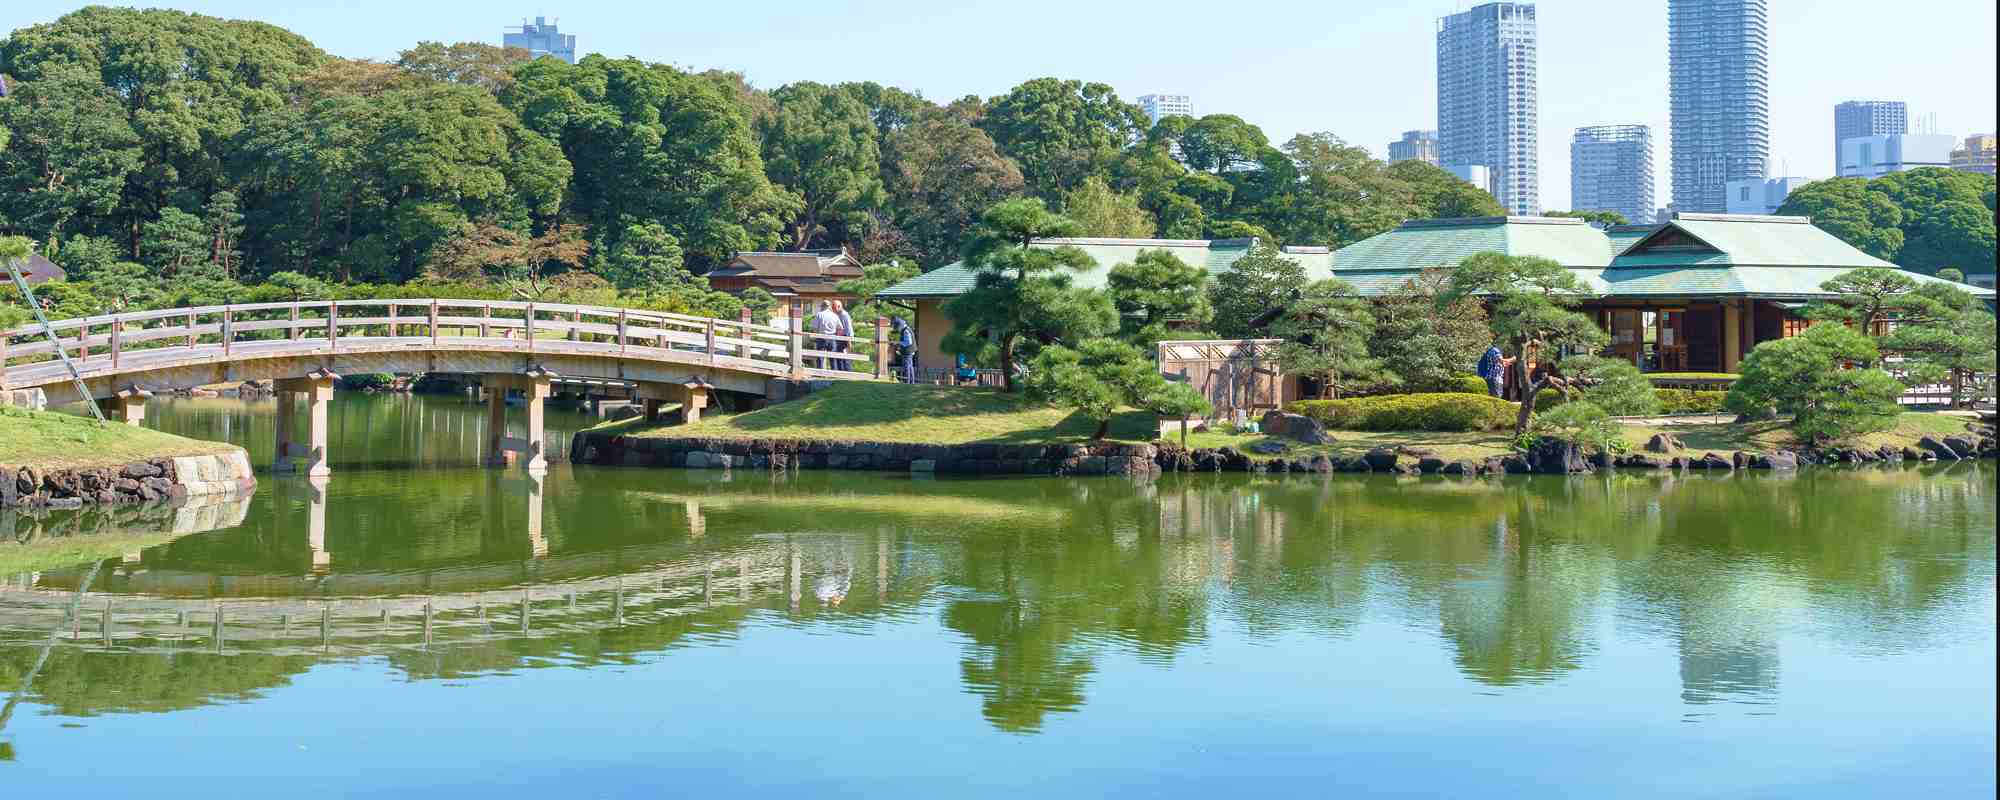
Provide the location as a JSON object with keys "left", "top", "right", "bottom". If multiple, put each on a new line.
{"left": 1335, "top": 456, "right": 1371, "bottom": 473}
{"left": 1276, "top": 413, "right": 1331, "bottom": 445}
{"left": 1645, "top": 433, "right": 1683, "bottom": 454}
{"left": 1690, "top": 452, "right": 1733, "bottom": 470}
{"left": 1362, "top": 447, "right": 1403, "bottom": 472}
{"left": 1902, "top": 446, "right": 1928, "bottom": 462}
{"left": 1440, "top": 460, "right": 1479, "bottom": 476}
{"left": 1619, "top": 453, "right": 1670, "bottom": 469}
{"left": 1527, "top": 437, "right": 1590, "bottom": 475}
{"left": 1944, "top": 435, "right": 1980, "bottom": 459}
{"left": 1417, "top": 456, "right": 1448, "bottom": 474}
{"left": 1588, "top": 450, "right": 1615, "bottom": 470}
{"left": 1248, "top": 440, "right": 1290, "bottom": 455}
{"left": 1917, "top": 436, "right": 1962, "bottom": 461}
{"left": 1259, "top": 409, "right": 1289, "bottom": 436}
{"left": 1500, "top": 454, "right": 1532, "bottom": 474}
{"left": 1759, "top": 450, "right": 1798, "bottom": 470}
{"left": 1309, "top": 455, "right": 1335, "bottom": 474}
{"left": 121, "top": 462, "right": 162, "bottom": 479}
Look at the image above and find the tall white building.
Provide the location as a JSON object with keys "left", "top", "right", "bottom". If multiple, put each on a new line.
{"left": 504, "top": 16, "right": 577, "bottom": 63}
{"left": 1833, "top": 101, "right": 1906, "bottom": 172}
{"left": 1437, "top": 2, "right": 1539, "bottom": 216}
{"left": 1570, "top": 125, "right": 1654, "bottom": 225}
{"left": 1137, "top": 94, "right": 1193, "bottom": 126}
{"left": 1669, "top": 0, "right": 1770, "bottom": 212}
{"left": 1839, "top": 134, "right": 1956, "bottom": 179}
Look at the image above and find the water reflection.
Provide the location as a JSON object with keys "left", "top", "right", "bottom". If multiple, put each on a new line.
{"left": 1, "top": 463, "right": 1990, "bottom": 738}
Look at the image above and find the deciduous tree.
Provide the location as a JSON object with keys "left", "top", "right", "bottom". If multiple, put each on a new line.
{"left": 1445, "top": 252, "right": 1607, "bottom": 436}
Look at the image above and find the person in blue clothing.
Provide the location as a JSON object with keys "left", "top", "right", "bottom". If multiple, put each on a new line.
{"left": 891, "top": 316, "right": 916, "bottom": 383}
{"left": 955, "top": 353, "right": 978, "bottom": 386}
{"left": 1477, "top": 342, "right": 1506, "bottom": 398}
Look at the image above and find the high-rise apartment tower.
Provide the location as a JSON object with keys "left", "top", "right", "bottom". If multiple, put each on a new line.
{"left": 1437, "top": 2, "right": 1539, "bottom": 215}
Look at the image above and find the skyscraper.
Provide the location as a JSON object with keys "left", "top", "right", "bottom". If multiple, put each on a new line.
{"left": 1833, "top": 101, "right": 1907, "bottom": 170}
{"left": 1571, "top": 125, "right": 1654, "bottom": 225}
{"left": 1437, "top": 2, "right": 1539, "bottom": 216}
{"left": 504, "top": 16, "right": 577, "bottom": 63}
{"left": 1388, "top": 130, "right": 1439, "bottom": 165}
{"left": 1668, "top": 0, "right": 1769, "bottom": 213}
{"left": 1951, "top": 133, "right": 1996, "bottom": 175}
{"left": 1137, "top": 94, "right": 1193, "bottom": 126}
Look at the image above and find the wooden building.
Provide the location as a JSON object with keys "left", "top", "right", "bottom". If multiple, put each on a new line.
{"left": 706, "top": 249, "right": 863, "bottom": 303}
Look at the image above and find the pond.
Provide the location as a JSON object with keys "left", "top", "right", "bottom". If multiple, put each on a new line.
{"left": 2, "top": 394, "right": 1993, "bottom": 798}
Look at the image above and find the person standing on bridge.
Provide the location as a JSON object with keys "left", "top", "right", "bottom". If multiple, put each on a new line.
{"left": 811, "top": 301, "right": 842, "bottom": 369}
{"left": 833, "top": 300, "right": 855, "bottom": 371}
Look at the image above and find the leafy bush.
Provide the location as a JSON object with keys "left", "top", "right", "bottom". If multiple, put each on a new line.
{"left": 1726, "top": 323, "right": 1904, "bottom": 443}
{"left": 1450, "top": 375, "right": 1491, "bottom": 395}
{"left": 1560, "top": 355, "right": 1661, "bottom": 416}
{"left": 1654, "top": 389, "right": 1728, "bottom": 414}
{"left": 1289, "top": 393, "right": 1516, "bottom": 432}
{"left": 1530, "top": 400, "right": 1622, "bottom": 451}
{"left": 339, "top": 372, "right": 397, "bottom": 391}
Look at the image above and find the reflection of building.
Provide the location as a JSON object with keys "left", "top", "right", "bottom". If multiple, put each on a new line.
{"left": 1571, "top": 125, "right": 1655, "bottom": 225}
{"left": 1951, "top": 133, "right": 1996, "bottom": 175}
{"left": 1669, "top": 0, "right": 1770, "bottom": 212}
{"left": 1388, "top": 130, "right": 1439, "bottom": 165}
{"left": 503, "top": 16, "right": 577, "bottom": 63}
{"left": 1832, "top": 101, "right": 1907, "bottom": 170}
{"left": 1838, "top": 133, "right": 1955, "bottom": 178}
{"left": 1437, "top": 2, "right": 1539, "bottom": 215}
{"left": 1724, "top": 176, "right": 1808, "bottom": 215}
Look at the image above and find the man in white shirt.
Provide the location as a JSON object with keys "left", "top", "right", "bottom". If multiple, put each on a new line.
{"left": 832, "top": 300, "right": 855, "bottom": 370}
{"left": 811, "top": 301, "right": 842, "bottom": 369}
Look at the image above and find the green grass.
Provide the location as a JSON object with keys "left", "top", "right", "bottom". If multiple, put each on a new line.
{"left": 1182, "top": 429, "right": 1517, "bottom": 462}
{"left": 1620, "top": 412, "right": 1973, "bottom": 454}
{"left": 0, "top": 405, "right": 238, "bottom": 470}
{"left": 1645, "top": 372, "right": 1739, "bottom": 381}
{"left": 0, "top": 531, "right": 180, "bottom": 575}
{"left": 592, "top": 382, "right": 1159, "bottom": 445}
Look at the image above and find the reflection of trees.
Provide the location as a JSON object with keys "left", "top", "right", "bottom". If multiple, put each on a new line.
{"left": 6, "top": 463, "right": 1991, "bottom": 731}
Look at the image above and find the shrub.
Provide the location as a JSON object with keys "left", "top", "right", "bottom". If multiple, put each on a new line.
{"left": 1450, "top": 375, "right": 1491, "bottom": 395}
{"left": 1726, "top": 323, "right": 1903, "bottom": 443}
{"left": 1560, "top": 355, "right": 1662, "bottom": 416}
{"left": 1654, "top": 389, "right": 1728, "bottom": 414}
{"left": 1530, "top": 401, "right": 1622, "bottom": 451}
{"left": 1289, "top": 392, "right": 1516, "bottom": 432}
{"left": 339, "top": 372, "right": 397, "bottom": 391}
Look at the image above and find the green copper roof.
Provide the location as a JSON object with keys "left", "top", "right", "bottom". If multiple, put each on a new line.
{"left": 1333, "top": 216, "right": 1615, "bottom": 272}
{"left": 1626, "top": 213, "right": 1899, "bottom": 268}
{"left": 876, "top": 237, "right": 1334, "bottom": 299}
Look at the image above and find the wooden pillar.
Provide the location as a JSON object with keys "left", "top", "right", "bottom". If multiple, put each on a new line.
{"left": 874, "top": 316, "right": 890, "bottom": 380}
{"left": 1722, "top": 301, "right": 1742, "bottom": 372}
{"left": 274, "top": 389, "right": 297, "bottom": 472}
{"left": 643, "top": 398, "right": 664, "bottom": 422}
{"left": 1742, "top": 300, "right": 1757, "bottom": 358}
{"left": 307, "top": 476, "right": 331, "bottom": 572}
{"left": 682, "top": 384, "right": 709, "bottom": 424}
{"left": 738, "top": 307, "right": 753, "bottom": 358}
{"left": 484, "top": 377, "right": 510, "bottom": 467}
{"left": 789, "top": 315, "right": 805, "bottom": 378}
{"left": 526, "top": 472, "right": 547, "bottom": 558}
{"left": 97, "top": 387, "right": 149, "bottom": 426}
{"left": 302, "top": 371, "right": 335, "bottom": 478}
{"left": 523, "top": 372, "right": 550, "bottom": 472}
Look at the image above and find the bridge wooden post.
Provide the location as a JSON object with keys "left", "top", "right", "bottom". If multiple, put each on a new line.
{"left": 568, "top": 309, "right": 580, "bottom": 342}
{"left": 185, "top": 310, "right": 197, "bottom": 349}
{"left": 617, "top": 309, "right": 628, "bottom": 354}
{"left": 479, "top": 304, "right": 491, "bottom": 338}
{"left": 704, "top": 319, "right": 717, "bottom": 364}
{"left": 1, "top": 333, "right": 9, "bottom": 390}
{"left": 521, "top": 368, "right": 551, "bottom": 472}
{"left": 307, "top": 476, "right": 331, "bottom": 572}
{"left": 874, "top": 316, "right": 889, "bottom": 380}
{"left": 738, "top": 307, "right": 752, "bottom": 358}
{"left": 273, "top": 388, "right": 297, "bottom": 472}
{"left": 387, "top": 302, "right": 398, "bottom": 337}
{"left": 429, "top": 301, "right": 440, "bottom": 345}
{"left": 289, "top": 304, "right": 299, "bottom": 341}
{"left": 789, "top": 316, "right": 805, "bottom": 377}
{"left": 109, "top": 319, "right": 122, "bottom": 369}
{"left": 525, "top": 303, "right": 536, "bottom": 352}
{"left": 97, "top": 385, "right": 150, "bottom": 426}
{"left": 326, "top": 301, "right": 338, "bottom": 352}
{"left": 484, "top": 376, "right": 510, "bottom": 468}
{"left": 301, "top": 369, "right": 336, "bottom": 478}
{"left": 221, "top": 308, "right": 234, "bottom": 356}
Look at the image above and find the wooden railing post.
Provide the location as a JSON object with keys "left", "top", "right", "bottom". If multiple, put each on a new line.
{"left": 110, "top": 319, "right": 123, "bottom": 369}
{"left": 569, "top": 309, "right": 581, "bottom": 342}
{"left": 617, "top": 309, "right": 628, "bottom": 354}
{"left": 704, "top": 319, "right": 718, "bottom": 364}
{"left": 222, "top": 308, "right": 234, "bottom": 356}
{"left": 387, "top": 302, "right": 398, "bottom": 337}
{"left": 429, "top": 301, "right": 440, "bottom": 345}
{"left": 186, "top": 310, "right": 197, "bottom": 349}
{"left": 326, "top": 301, "right": 338, "bottom": 352}
{"left": 525, "top": 303, "right": 536, "bottom": 351}
{"left": 1, "top": 330, "right": 11, "bottom": 391}
{"left": 479, "top": 305, "right": 491, "bottom": 338}
{"left": 738, "top": 307, "right": 752, "bottom": 359}
{"left": 789, "top": 315, "right": 804, "bottom": 377}
{"left": 875, "top": 316, "right": 890, "bottom": 380}
{"left": 289, "top": 304, "right": 300, "bottom": 341}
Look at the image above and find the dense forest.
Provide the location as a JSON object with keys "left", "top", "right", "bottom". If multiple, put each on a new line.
{"left": 0, "top": 6, "right": 1503, "bottom": 317}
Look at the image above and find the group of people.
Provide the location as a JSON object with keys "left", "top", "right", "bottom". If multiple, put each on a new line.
{"left": 806, "top": 299, "right": 920, "bottom": 384}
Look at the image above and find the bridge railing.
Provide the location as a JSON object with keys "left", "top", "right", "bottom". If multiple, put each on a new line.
{"left": 1, "top": 300, "right": 893, "bottom": 388}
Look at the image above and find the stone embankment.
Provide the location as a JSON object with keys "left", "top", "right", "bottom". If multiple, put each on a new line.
{"left": 2, "top": 451, "right": 256, "bottom": 509}
{"left": 572, "top": 425, "right": 1996, "bottom": 479}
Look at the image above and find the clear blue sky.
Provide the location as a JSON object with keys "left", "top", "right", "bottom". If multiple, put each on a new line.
{"left": 5, "top": 1, "right": 1996, "bottom": 212}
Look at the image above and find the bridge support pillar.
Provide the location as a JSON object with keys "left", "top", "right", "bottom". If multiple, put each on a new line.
{"left": 96, "top": 386, "right": 151, "bottom": 427}
{"left": 307, "top": 476, "right": 331, "bottom": 573}
{"left": 483, "top": 371, "right": 551, "bottom": 472}
{"left": 634, "top": 378, "right": 712, "bottom": 425}
{"left": 275, "top": 370, "right": 336, "bottom": 478}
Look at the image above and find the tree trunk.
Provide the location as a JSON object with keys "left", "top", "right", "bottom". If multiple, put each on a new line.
{"left": 998, "top": 333, "right": 1017, "bottom": 392}
{"left": 1093, "top": 418, "right": 1110, "bottom": 440}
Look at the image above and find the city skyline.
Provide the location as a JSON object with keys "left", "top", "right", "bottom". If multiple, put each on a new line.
{"left": 1437, "top": 2, "right": 1541, "bottom": 215}
{"left": 1, "top": 0, "right": 1993, "bottom": 212}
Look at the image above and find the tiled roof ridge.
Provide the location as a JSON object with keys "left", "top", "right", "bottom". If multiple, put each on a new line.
{"left": 1397, "top": 216, "right": 1591, "bottom": 230}
{"left": 1671, "top": 212, "right": 1811, "bottom": 225}
{"left": 1034, "top": 236, "right": 1218, "bottom": 247}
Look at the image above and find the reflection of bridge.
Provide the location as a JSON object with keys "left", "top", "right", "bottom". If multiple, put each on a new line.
{"left": 1, "top": 300, "right": 891, "bottom": 473}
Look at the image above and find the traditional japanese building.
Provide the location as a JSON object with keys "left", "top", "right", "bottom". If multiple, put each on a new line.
{"left": 705, "top": 249, "right": 864, "bottom": 309}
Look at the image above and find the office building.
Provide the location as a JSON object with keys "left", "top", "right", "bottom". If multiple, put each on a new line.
{"left": 1725, "top": 176, "right": 1807, "bottom": 215}
{"left": 1137, "top": 94, "right": 1193, "bottom": 126}
{"left": 1832, "top": 101, "right": 1906, "bottom": 170}
{"left": 504, "top": 16, "right": 577, "bottom": 63}
{"left": 1839, "top": 133, "right": 1955, "bottom": 178}
{"left": 1952, "top": 133, "right": 1996, "bottom": 175}
{"left": 1669, "top": 0, "right": 1770, "bottom": 212}
{"left": 1571, "top": 125, "right": 1655, "bottom": 225}
{"left": 1437, "top": 2, "right": 1540, "bottom": 215}
{"left": 1388, "top": 130, "right": 1439, "bottom": 165}
{"left": 1447, "top": 164, "right": 1492, "bottom": 195}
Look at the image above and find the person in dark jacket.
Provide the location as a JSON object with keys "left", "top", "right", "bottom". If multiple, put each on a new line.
{"left": 1477, "top": 343, "right": 1505, "bottom": 397}
{"left": 891, "top": 317, "right": 916, "bottom": 383}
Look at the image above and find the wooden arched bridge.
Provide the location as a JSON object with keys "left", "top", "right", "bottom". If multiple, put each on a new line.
{"left": 1, "top": 299, "right": 891, "bottom": 474}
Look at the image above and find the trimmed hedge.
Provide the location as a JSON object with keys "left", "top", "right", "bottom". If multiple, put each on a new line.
{"left": 1289, "top": 392, "right": 1517, "bottom": 432}
{"left": 1449, "top": 375, "right": 1491, "bottom": 395}
{"left": 1538, "top": 387, "right": 1728, "bottom": 415}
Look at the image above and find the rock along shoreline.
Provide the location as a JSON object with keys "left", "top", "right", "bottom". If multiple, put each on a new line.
{"left": 1, "top": 451, "right": 258, "bottom": 510}
{"left": 570, "top": 427, "right": 1996, "bottom": 478}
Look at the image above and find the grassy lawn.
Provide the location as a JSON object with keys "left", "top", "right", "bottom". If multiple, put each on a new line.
{"left": 0, "top": 405, "right": 238, "bottom": 470}
{"left": 1645, "top": 372, "right": 1738, "bottom": 382}
{"left": 1182, "top": 429, "right": 1517, "bottom": 462}
{"left": 1620, "top": 412, "right": 1972, "bottom": 455}
{"left": 590, "top": 382, "right": 1158, "bottom": 445}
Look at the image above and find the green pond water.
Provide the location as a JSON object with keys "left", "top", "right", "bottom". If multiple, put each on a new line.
{"left": 1, "top": 394, "right": 1993, "bottom": 798}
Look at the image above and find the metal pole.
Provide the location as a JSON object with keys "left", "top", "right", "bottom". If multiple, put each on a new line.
{"left": 4, "top": 258, "right": 106, "bottom": 423}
